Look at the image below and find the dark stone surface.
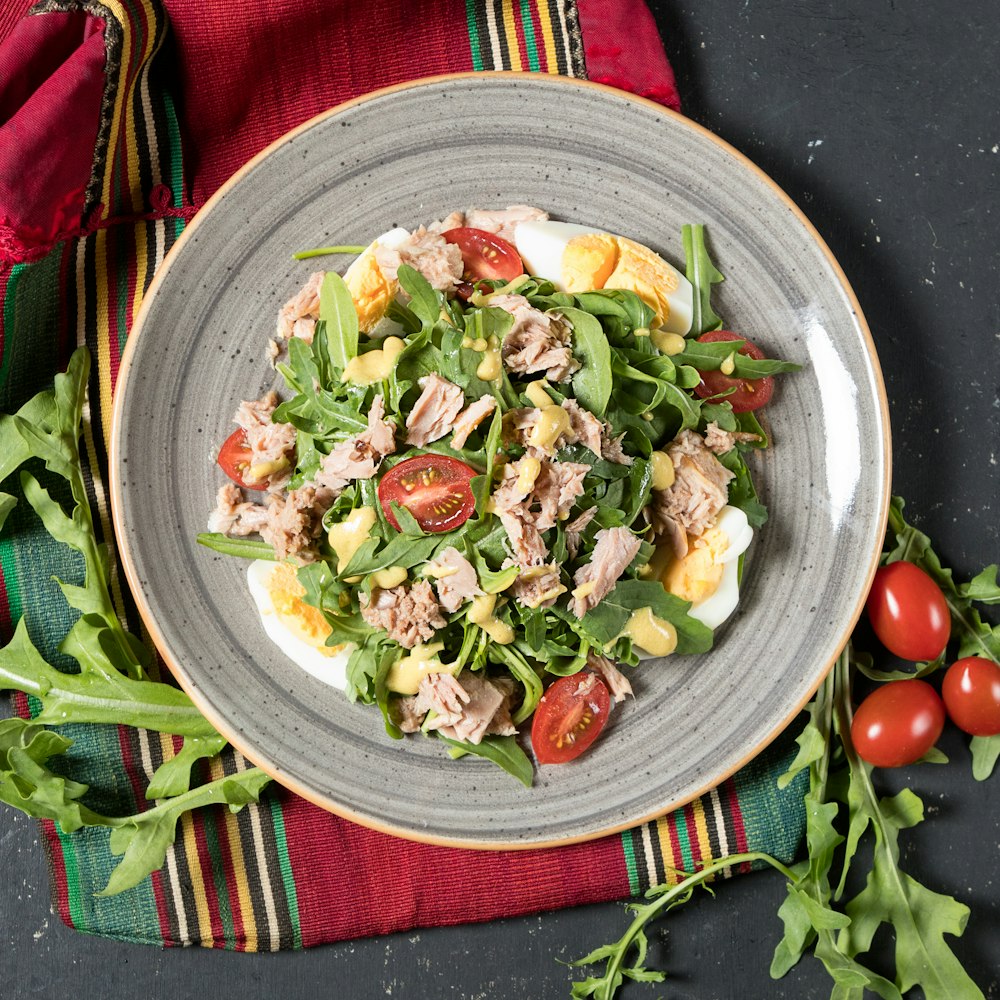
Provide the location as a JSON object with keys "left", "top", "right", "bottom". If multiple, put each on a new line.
{"left": 2, "top": 1, "right": 998, "bottom": 997}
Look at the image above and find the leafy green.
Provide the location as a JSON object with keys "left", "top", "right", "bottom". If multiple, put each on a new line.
{"left": 318, "top": 270, "right": 360, "bottom": 371}
{"left": 438, "top": 733, "right": 533, "bottom": 788}
{"left": 292, "top": 244, "right": 366, "bottom": 260}
{"left": 0, "top": 492, "right": 14, "bottom": 532}
{"left": 681, "top": 223, "right": 725, "bottom": 335}
{"left": 196, "top": 533, "right": 279, "bottom": 560}
{"left": 673, "top": 338, "right": 802, "bottom": 378}
{"left": 566, "top": 306, "right": 612, "bottom": 417}
{"left": 970, "top": 735, "right": 1000, "bottom": 781}
{"left": 396, "top": 264, "right": 441, "bottom": 329}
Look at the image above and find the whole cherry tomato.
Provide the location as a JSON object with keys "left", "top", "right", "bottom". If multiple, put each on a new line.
{"left": 941, "top": 656, "right": 1000, "bottom": 736}
{"left": 866, "top": 561, "right": 950, "bottom": 662}
{"left": 851, "top": 679, "right": 946, "bottom": 768}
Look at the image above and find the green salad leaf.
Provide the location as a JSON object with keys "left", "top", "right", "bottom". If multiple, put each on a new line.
{"left": 682, "top": 223, "right": 725, "bottom": 336}
{"left": 319, "top": 270, "right": 360, "bottom": 371}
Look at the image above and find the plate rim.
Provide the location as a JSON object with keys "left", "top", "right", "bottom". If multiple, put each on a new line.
{"left": 109, "top": 71, "right": 892, "bottom": 850}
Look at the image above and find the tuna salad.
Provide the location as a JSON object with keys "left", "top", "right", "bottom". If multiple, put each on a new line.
{"left": 199, "top": 210, "right": 799, "bottom": 785}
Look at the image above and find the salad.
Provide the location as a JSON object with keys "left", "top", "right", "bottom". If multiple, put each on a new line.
{"left": 198, "top": 207, "right": 799, "bottom": 784}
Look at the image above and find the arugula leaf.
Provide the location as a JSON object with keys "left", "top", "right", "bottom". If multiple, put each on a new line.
{"left": 673, "top": 338, "right": 801, "bottom": 378}
{"left": 339, "top": 532, "right": 445, "bottom": 578}
{"left": 960, "top": 565, "right": 1000, "bottom": 605}
{"left": 437, "top": 733, "right": 533, "bottom": 788}
{"left": 396, "top": 264, "right": 441, "bottom": 328}
{"left": 565, "top": 306, "right": 612, "bottom": 417}
{"left": 145, "top": 734, "right": 230, "bottom": 799}
{"left": 0, "top": 492, "right": 14, "bottom": 532}
{"left": 970, "top": 735, "right": 1000, "bottom": 781}
{"left": 319, "top": 271, "right": 360, "bottom": 371}
{"left": 681, "top": 223, "right": 725, "bottom": 335}
{"left": 197, "top": 533, "right": 278, "bottom": 560}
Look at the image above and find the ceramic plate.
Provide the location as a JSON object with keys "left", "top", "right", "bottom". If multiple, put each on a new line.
{"left": 111, "top": 75, "right": 890, "bottom": 848}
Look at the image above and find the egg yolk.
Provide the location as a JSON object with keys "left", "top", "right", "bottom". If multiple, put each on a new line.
{"left": 660, "top": 527, "right": 729, "bottom": 604}
{"left": 561, "top": 234, "right": 680, "bottom": 326}
{"left": 267, "top": 562, "right": 337, "bottom": 654}
{"left": 343, "top": 249, "right": 397, "bottom": 332}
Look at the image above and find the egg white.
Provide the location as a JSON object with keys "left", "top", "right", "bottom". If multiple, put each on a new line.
{"left": 246, "top": 560, "right": 353, "bottom": 690}
{"left": 512, "top": 220, "right": 694, "bottom": 335}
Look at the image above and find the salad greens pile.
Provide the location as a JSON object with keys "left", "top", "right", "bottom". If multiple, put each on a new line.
{"left": 199, "top": 225, "right": 799, "bottom": 783}
{"left": 0, "top": 350, "right": 271, "bottom": 896}
{"left": 568, "top": 498, "right": 998, "bottom": 1000}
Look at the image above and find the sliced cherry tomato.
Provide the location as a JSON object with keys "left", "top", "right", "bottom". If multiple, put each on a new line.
{"left": 693, "top": 330, "right": 775, "bottom": 412}
{"left": 942, "top": 656, "right": 1000, "bottom": 736}
{"left": 217, "top": 428, "right": 266, "bottom": 489}
{"left": 866, "top": 561, "right": 950, "bottom": 662}
{"left": 531, "top": 673, "right": 611, "bottom": 764}
{"left": 378, "top": 454, "right": 477, "bottom": 533}
{"left": 442, "top": 227, "right": 524, "bottom": 282}
{"left": 851, "top": 679, "right": 946, "bottom": 768}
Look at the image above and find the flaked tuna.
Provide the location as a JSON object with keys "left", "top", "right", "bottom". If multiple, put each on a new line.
{"left": 428, "top": 546, "right": 483, "bottom": 613}
{"left": 571, "top": 526, "right": 642, "bottom": 617}
{"left": 509, "top": 562, "right": 565, "bottom": 609}
{"left": 360, "top": 580, "right": 447, "bottom": 649}
{"left": 451, "top": 395, "right": 497, "bottom": 449}
{"left": 491, "top": 294, "right": 579, "bottom": 382}
{"left": 464, "top": 205, "right": 548, "bottom": 243}
{"left": 587, "top": 652, "right": 633, "bottom": 704}
{"left": 374, "top": 227, "right": 463, "bottom": 291}
{"left": 560, "top": 398, "right": 604, "bottom": 456}
{"left": 490, "top": 456, "right": 588, "bottom": 531}
{"left": 315, "top": 394, "right": 397, "bottom": 490}
{"left": 397, "top": 671, "right": 517, "bottom": 742}
{"left": 646, "top": 429, "right": 734, "bottom": 558}
{"left": 498, "top": 510, "right": 549, "bottom": 569}
{"left": 565, "top": 506, "right": 597, "bottom": 560}
{"left": 208, "top": 483, "right": 271, "bottom": 536}
{"left": 276, "top": 271, "right": 323, "bottom": 344}
{"left": 704, "top": 420, "right": 761, "bottom": 455}
{"left": 405, "top": 374, "right": 465, "bottom": 447}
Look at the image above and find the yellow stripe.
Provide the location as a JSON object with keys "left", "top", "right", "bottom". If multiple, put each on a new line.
{"left": 535, "top": 0, "right": 560, "bottom": 73}
{"left": 691, "top": 795, "right": 714, "bottom": 865}
{"left": 209, "top": 757, "right": 258, "bottom": 951}
{"left": 180, "top": 811, "right": 215, "bottom": 947}
{"left": 97, "top": 0, "right": 136, "bottom": 212}
{"left": 501, "top": 0, "right": 523, "bottom": 71}
{"left": 653, "top": 818, "right": 682, "bottom": 885}
{"left": 93, "top": 228, "right": 115, "bottom": 448}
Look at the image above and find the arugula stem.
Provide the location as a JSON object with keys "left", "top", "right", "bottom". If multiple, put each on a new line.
{"left": 292, "top": 245, "right": 366, "bottom": 260}
{"left": 943, "top": 592, "right": 1000, "bottom": 665}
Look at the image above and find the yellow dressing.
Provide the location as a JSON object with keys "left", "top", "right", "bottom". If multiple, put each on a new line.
{"left": 386, "top": 642, "right": 458, "bottom": 695}
{"left": 476, "top": 335, "right": 502, "bottom": 380}
{"left": 469, "top": 594, "right": 515, "bottom": 644}
{"left": 327, "top": 507, "right": 377, "bottom": 573}
{"left": 342, "top": 336, "right": 405, "bottom": 385}
{"left": 650, "top": 451, "right": 676, "bottom": 490}
{"left": 524, "top": 380, "right": 553, "bottom": 408}
{"left": 651, "top": 329, "right": 686, "bottom": 356}
{"left": 624, "top": 606, "right": 678, "bottom": 657}
{"left": 514, "top": 456, "right": 542, "bottom": 494}
{"left": 527, "top": 404, "right": 570, "bottom": 452}
{"left": 370, "top": 566, "right": 407, "bottom": 589}
{"left": 571, "top": 579, "right": 598, "bottom": 601}
{"left": 247, "top": 456, "right": 289, "bottom": 482}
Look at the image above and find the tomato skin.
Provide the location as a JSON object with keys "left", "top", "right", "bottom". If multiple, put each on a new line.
{"left": 942, "top": 657, "right": 1000, "bottom": 736}
{"left": 378, "top": 454, "right": 477, "bottom": 533}
{"left": 692, "top": 331, "right": 775, "bottom": 413}
{"left": 866, "top": 561, "right": 950, "bottom": 661}
{"left": 442, "top": 227, "right": 524, "bottom": 282}
{"left": 531, "top": 673, "right": 611, "bottom": 764}
{"left": 851, "top": 679, "right": 946, "bottom": 768}
{"left": 217, "top": 428, "right": 266, "bottom": 489}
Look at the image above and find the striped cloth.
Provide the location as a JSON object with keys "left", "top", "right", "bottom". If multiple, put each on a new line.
{"left": 0, "top": 0, "right": 807, "bottom": 949}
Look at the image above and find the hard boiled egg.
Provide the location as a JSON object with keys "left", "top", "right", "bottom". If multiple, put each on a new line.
{"left": 512, "top": 220, "right": 694, "bottom": 335}
{"left": 246, "top": 560, "right": 354, "bottom": 690}
{"left": 660, "top": 505, "right": 754, "bottom": 630}
{"left": 342, "top": 227, "right": 410, "bottom": 335}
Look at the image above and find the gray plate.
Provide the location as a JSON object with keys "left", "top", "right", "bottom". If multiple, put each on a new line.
{"left": 111, "top": 74, "right": 890, "bottom": 848}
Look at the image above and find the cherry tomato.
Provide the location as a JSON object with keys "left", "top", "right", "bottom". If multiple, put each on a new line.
{"left": 942, "top": 656, "right": 1000, "bottom": 736}
{"left": 851, "top": 679, "right": 946, "bottom": 768}
{"left": 692, "top": 331, "right": 775, "bottom": 412}
{"left": 442, "top": 227, "right": 524, "bottom": 282}
{"left": 217, "top": 428, "right": 266, "bottom": 489}
{"left": 531, "top": 673, "right": 611, "bottom": 764}
{"left": 378, "top": 454, "right": 477, "bottom": 533}
{"left": 866, "top": 561, "right": 950, "bottom": 662}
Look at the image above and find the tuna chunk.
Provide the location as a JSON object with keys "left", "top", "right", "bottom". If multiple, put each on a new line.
{"left": 498, "top": 510, "right": 549, "bottom": 569}
{"left": 207, "top": 483, "right": 271, "bottom": 536}
{"left": 491, "top": 457, "right": 588, "bottom": 531}
{"left": 509, "top": 562, "right": 565, "bottom": 609}
{"left": 396, "top": 671, "right": 517, "bottom": 741}
{"left": 374, "top": 227, "right": 463, "bottom": 291}
{"left": 435, "top": 671, "right": 513, "bottom": 744}
{"left": 601, "top": 429, "right": 633, "bottom": 465}
{"left": 428, "top": 546, "right": 483, "bottom": 613}
{"left": 464, "top": 205, "right": 548, "bottom": 243}
{"left": 233, "top": 391, "right": 296, "bottom": 492}
{"left": 406, "top": 673, "right": 470, "bottom": 731}
{"left": 405, "top": 374, "right": 465, "bottom": 447}
{"left": 276, "top": 271, "right": 323, "bottom": 344}
{"left": 646, "top": 429, "right": 735, "bottom": 558}
{"left": 560, "top": 398, "right": 604, "bottom": 456}
{"left": 315, "top": 394, "right": 396, "bottom": 490}
{"left": 451, "top": 395, "right": 497, "bottom": 449}
{"left": 704, "top": 420, "right": 761, "bottom": 455}
{"left": 427, "top": 210, "right": 466, "bottom": 234}
{"left": 586, "top": 652, "right": 633, "bottom": 704}
{"left": 360, "top": 580, "right": 447, "bottom": 648}
{"left": 565, "top": 505, "right": 597, "bottom": 560}
{"left": 571, "top": 526, "right": 642, "bottom": 617}
{"left": 491, "top": 294, "right": 579, "bottom": 382}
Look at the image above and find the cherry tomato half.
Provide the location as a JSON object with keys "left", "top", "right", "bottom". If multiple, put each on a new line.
{"left": 851, "top": 679, "right": 946, "bottom": 768}
{"left": 378, "top": 454, "right": 477, "bottom": 533}
{"left": 442, "top": 227, "right": 524, "bottom": 282}
{"left": 692, "top": 331, "right": 774, "bottom": 413}
{"left": 531, "top": 673, "right": 611, "bottom": 764}
{"left": 866, "top": 561, "right": 950, "bottom": 662}
{"left": 942, "top": 656, "right": 1000, "bottom": 736}
{"left": 217, "top": 428, "right": 266, "bottom": 489}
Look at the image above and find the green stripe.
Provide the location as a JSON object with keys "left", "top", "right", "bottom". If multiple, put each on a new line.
{"left": 267, "top": 797, "right": 302, "bottom": 948}
{"left": 520, "top": 0, "right": 541, "bottom": 71}
{"left": 620, "top": 829, "right": 640, "bottom": 896}
{"left": 161, "top": 89, "right": 186, "bottom": 242}
{"left": 59, "top": 827, "right": 86, "bottom": 929}
{"left": 673, "top": 811, "right": 695, "bottom": 872}
{"left": 202, "top": 812, "right": 236, "bottom": 945}
{"left": 117, "top": 229, "right": 130, "bottom": 354}
{"left": 465, "top": 0, "right": 485, "bottom": 71}
{"left": 0, "top": 263, "right": 26, "bottom": 390}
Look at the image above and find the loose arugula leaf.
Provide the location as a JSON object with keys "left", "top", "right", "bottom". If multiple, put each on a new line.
{"left": 970, "top": 735, "right": 1000, "bottom": 781}
{"left": 145, "top": 734, "right": 230, "bottom": 799}
{"left": 197, "top": 533, "right": 278, "bottom": 560}
{"left": 681, "top": 223, "right": 725, "bottom": 335}
{"left": 960, "top": 565, "right": 1000, "bottom": 605}
{"left": 566, "top": 306, "right": 612, "bottom": 417}
{"left": 437, "top": 732, "right": 533, "bottom": 788}
{"left": 319, "top": 270, "right": 360, "bottom": 371}
{"left": 0, "top": 492, "right": 15, "bottom": 532}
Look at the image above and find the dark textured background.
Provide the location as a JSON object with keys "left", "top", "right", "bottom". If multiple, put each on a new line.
{"left": 2, "top": 1, "right": 998, "bottom": 997}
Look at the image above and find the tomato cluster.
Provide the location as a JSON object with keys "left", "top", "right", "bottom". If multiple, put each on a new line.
{"left": 852, "top": 561, "right": 1000, "bottom": 768}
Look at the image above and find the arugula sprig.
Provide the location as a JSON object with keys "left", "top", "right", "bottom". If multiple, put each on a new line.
{"left": 0, "top": 348, "right": 271, "bottom": 895}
